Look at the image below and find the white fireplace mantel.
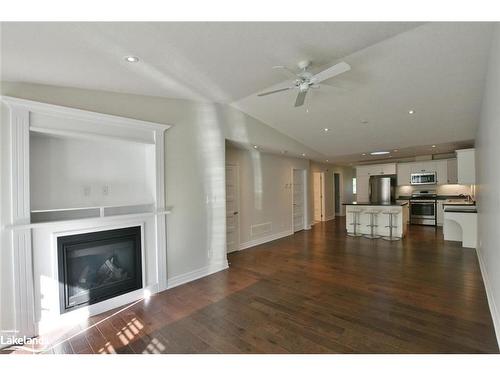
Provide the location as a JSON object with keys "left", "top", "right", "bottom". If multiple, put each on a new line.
{"left": 1, "top": 96, "right": 172, "bottom": 339}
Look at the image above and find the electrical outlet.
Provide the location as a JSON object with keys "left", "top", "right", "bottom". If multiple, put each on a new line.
{"left": 102, "top": 185, "right": 109, "bottom": 196}
{"left": 83, "top": 186, "right": 91, "bottom": 196}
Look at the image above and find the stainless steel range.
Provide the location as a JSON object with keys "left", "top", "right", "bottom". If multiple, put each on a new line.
{"left": 410, "top": 190, "right": 437, "bottom": 226}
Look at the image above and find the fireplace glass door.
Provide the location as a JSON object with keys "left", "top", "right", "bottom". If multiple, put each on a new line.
{"left": 58, "top": 226, "right": 142, "bottom": 313}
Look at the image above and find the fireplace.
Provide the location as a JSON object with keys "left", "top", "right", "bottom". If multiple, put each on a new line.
{"left": 57, "top": 226, "right": 143, "bottom": 313}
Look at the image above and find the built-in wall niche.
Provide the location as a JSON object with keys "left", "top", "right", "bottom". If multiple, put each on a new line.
{"left": 29, "top": 131, "right": 156, "bottom": 222}
{"left": 2, "top": 96, "right": 170, "bottom": 339}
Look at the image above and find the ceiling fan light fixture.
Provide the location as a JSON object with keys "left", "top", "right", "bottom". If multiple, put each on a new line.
{"left": 258, "top": 60, "right": 351, "bottom": 108}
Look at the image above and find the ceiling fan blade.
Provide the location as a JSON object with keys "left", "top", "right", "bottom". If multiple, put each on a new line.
{"left": 315, "top": 83, "right": 349, "bottom": 93}
{"left": 272, "top": 65, "right": 299, "bottom": 79}
{"left": 311, "top": 61, "right": 351, "bottom": 84}
{"left": 294, "top": 90, "right": 307, "bottom": 107}
{"left": 257, "top": 87, "right": 292, "bottom": 97}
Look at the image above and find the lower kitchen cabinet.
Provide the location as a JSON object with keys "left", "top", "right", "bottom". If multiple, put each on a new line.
{"left": 437, "top": 200, "right": 444, "bottom": 226}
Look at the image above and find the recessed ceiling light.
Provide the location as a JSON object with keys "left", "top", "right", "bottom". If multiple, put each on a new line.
{"left": 370, "top": 151, "right": 390, "bottom": 155}
{"left": 431, "top": 145, "right": 436, "bottom": 148}
{"left": 389, "top": 155, "right": 393, "bottom": 158}
{"left": 408, "top": 109, "right": 415, "bottom": 114}
{"left": 393, "top": 149, "right": 399, "bottom": 152}
{"left": 302, "top": 153, "right": 306, "bottom": 157}
{"left": 124, "top": 56, "right": 139, "bottom": 63}
{"left": 324, "top": 128, "right": 329, "bottom": 132}
{"left": 306, "top": 109, "right": 309, "bottom": 113}
{"left": 253, "top": 145, "right": 258, "bottom": 149}
{"left": 326, "top": 159, "right": 329, "bottom": 162}
{"left": 362, "top": 153, "right": 367, "bottom": 156}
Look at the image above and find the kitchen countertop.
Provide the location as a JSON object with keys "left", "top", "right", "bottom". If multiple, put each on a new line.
{"left": 397, "top": 195, "right": 473, "bottom": 201}
{"left": 343, "top": 202, "right": 408, "bottom": 206}
{"left": 444, "top": 207, "right": 477, "bottom": 213}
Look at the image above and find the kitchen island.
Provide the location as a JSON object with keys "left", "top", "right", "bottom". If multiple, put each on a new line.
{"left": 343, "top": 202, "right": 409, "bottom": 238}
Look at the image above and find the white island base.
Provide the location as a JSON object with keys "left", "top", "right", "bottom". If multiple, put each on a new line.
{"left": 344, "top": 203, "right": 409, "bottom": 238}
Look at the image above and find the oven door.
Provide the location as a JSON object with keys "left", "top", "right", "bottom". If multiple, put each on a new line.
{"left": 410, "top": 201, "right": 436, "bottom": 225}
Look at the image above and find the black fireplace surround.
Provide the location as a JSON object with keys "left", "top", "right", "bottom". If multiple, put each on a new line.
{"left": 57, "top": 226, "right": 143, "bottom": 313}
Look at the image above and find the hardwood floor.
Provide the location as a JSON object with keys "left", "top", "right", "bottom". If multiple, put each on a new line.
{"left": 6, "top": 218, "right": 499, "bottom": 354}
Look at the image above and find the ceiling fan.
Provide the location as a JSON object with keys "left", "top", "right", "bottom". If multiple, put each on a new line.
{"left": 257, "top": 60, "right": 351, "bottom": 107}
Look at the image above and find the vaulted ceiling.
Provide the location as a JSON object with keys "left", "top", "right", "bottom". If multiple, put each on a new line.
{"left": 1, "top": 22, "right": 494, "bottom": 163}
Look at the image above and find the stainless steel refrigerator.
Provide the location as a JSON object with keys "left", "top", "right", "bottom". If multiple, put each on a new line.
{"left": 369, "top": 175, "right": 396, "bottom": 204}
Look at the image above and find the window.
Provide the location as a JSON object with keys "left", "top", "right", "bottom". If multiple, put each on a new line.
{"left": 352, "top": 177, "right": 357, "bottom": 195}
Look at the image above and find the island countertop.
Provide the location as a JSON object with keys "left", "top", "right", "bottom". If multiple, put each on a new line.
{"left": 343, "top": 201, "right": 409, "bottom": 206}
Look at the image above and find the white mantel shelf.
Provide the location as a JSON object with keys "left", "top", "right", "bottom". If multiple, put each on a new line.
{"left": 3, "top": 207, "right": 173, "bottom": 231}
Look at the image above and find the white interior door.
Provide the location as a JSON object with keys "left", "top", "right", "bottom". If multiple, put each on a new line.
{"left": 313, "top": 172, "right": 324, "bottom": 222}
{"left": 293, "top": 169, "right": 306, "bottom": 232}
{"left": 226, "top": 165, "right": 240, "bottom": 253}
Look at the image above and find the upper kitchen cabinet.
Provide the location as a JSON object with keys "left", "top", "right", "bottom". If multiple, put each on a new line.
{"left": 456, "top": 148, "right": 476, "bottom": 184}
{"left": 397, "top": 163, "right": 412, "bottom": 185}
{"left": 433, "top": 160, "right": 448, "bottom": 184}
{"left": 447, "top": 158, "right": 458, "bottom": 184}
{"left": 356, "top": 163, "right": 396, "bottom": 177}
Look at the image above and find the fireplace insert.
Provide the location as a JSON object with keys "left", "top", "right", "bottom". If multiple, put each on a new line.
{"left": 57, "top": 226, "right": 143, "bottom": 313}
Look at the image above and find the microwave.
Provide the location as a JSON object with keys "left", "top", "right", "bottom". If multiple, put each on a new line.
{"left": 410, "top": 172, "right": 437, "bottom": 185}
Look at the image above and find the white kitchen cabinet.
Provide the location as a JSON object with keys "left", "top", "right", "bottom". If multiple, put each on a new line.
{"left": 356, "top": 175, "right": 369, "bottom": 202}
{"left": 357, "top": 163, "right": 396, "bottom": 177}
{"left": 447, "top": 158, "right": 458, "bottom": 184}
{"left": 456, "top": 148, "right": 475, "bottom": 184}
{"left": 397, "top": 163, "right": 412, "bottom": 185}
{"left": 381, "top": 163, "right": 396, "bottom": 175}
{"left": 437, "top": 200, "right": 444, "bottom": 226}
{"left": 433, "top": 160, "right": 448, "bottom": 185}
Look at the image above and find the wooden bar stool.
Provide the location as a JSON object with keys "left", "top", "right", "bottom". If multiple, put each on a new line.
{"left": 364, "top": 209, "right": 381, "bottom": 239}
{"left": 382, "top": 209, "right": 400, "bottom": 241}
{"left": 347, "top": 207, "right": 364, "bottom": 237}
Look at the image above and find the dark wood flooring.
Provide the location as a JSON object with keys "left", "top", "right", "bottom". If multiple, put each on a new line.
{"left": 6, "top": 218, "right": 499, "bottom": 354}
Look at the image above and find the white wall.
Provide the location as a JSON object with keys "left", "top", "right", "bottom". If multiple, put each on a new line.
{"left": 475, "top": 24, "right": 500, "bottom": 344}
{"left": 226, "top": 145, "right": 310, "bottom": 247}
{"left": 30, "top": 133, "right": 154, "bottom": 210}
{"left": 0, "top": 81, "right": 322, "bottom": 336}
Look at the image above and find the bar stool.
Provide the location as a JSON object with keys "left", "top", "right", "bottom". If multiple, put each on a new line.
{"left": 382, "top": 209, "right": 400, "bottom": 241}
{"left": 347, "top": 207, "right": 364, "bottom": 237}
{"left": 364, "top": 209, "right": 381, "bottom": 239}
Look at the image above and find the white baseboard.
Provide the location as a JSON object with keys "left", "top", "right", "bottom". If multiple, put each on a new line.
{"left": 239, "top": 229, "right": 293, "bottom": 251}
{"left": 476, "top": 247, "right": 500, "bottom": 347}
{"left": 167, "top": 261, "right": 229, "bottom": 289}
{"left": 325, "top": 215, "right": 335, "bottom": 221}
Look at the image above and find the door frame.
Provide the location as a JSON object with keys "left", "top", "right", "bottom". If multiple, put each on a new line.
{"left": 225, "top": 164, "right": 240, "bottom": 253}
{"left": 291, "top": 168, "right": 309, "bottom": 232}
{"left": 334, "top": 172, "right": 341, "bottom": 217}
{"left": 313, "top": 171, "right": 326, "bottom": 222}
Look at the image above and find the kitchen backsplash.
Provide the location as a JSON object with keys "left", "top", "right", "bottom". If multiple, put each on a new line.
{"left": 397, "top": 184, "right": 472, "bottom": 197}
